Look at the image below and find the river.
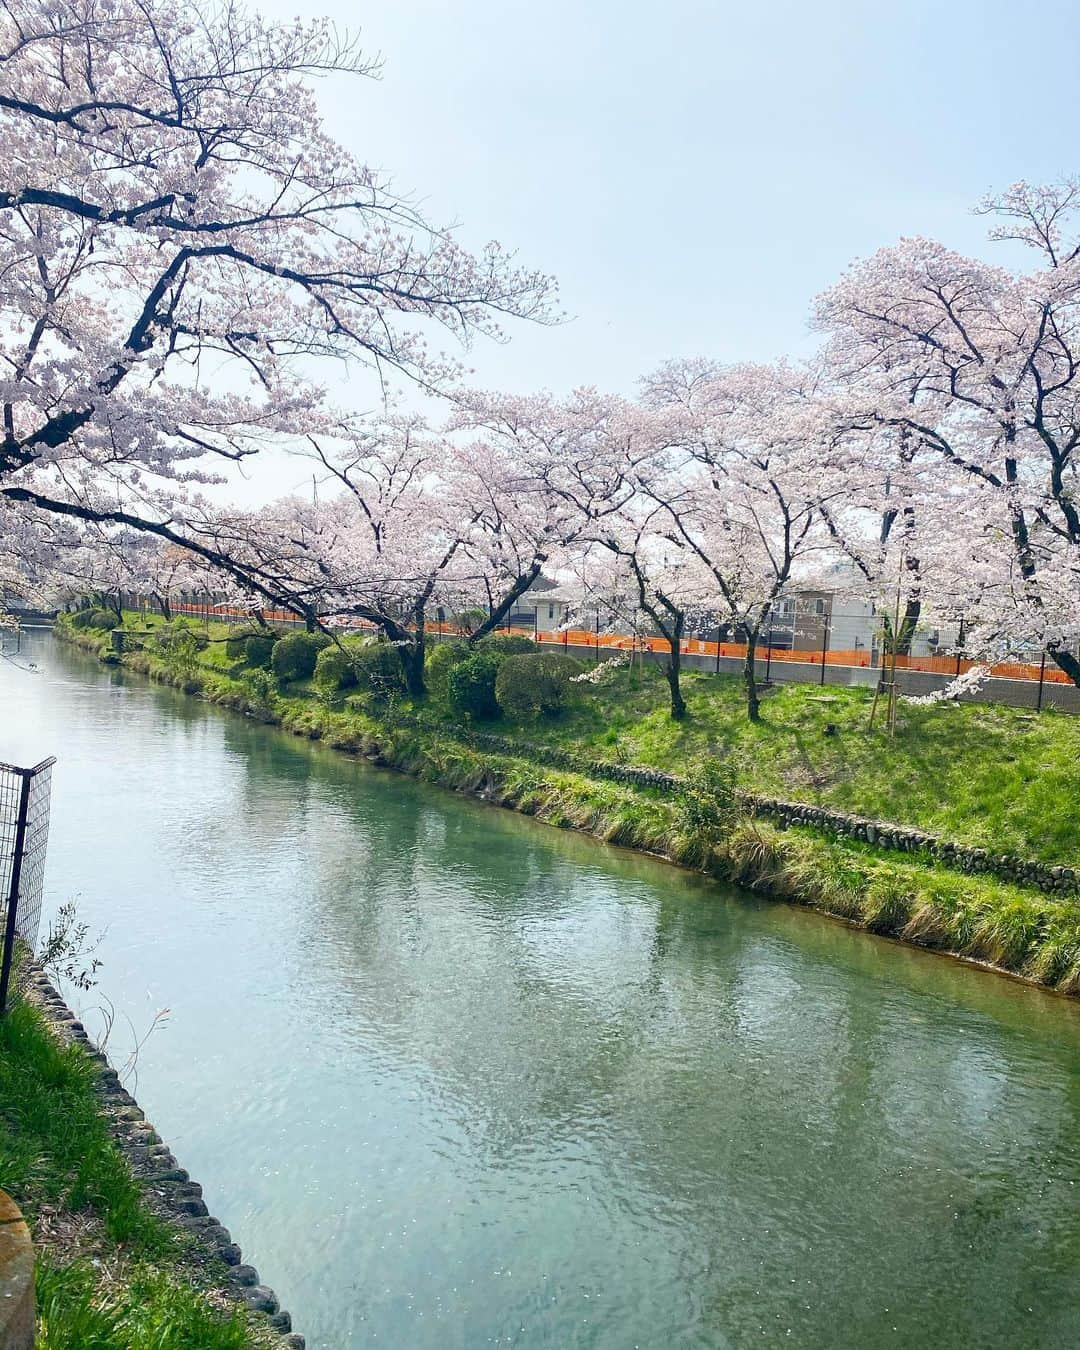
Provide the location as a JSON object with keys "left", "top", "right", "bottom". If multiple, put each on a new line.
{"left": 2, "top": 629, "right": 1080, "bottom": 1349}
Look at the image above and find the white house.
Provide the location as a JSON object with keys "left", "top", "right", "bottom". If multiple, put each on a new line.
{"left": 505, "top": 575, "right": 573, "bottom": 632}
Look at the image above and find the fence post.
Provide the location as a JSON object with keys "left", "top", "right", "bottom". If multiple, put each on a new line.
{"left": 766, "top": 627, "right": 773, "bottom": 683}
{"left": 819, "top": 610, "right": 830, "bottom": 686}
{"left": 956, "top": 617, "right": 964, "bottom": 678}
{"left": 1037, "top": 650, "right": 1047, "bottom": 712}
{"left": 0, "top": 771, "right": 32, "bottom": 1017}
{"left": 715, "top": 623, "right": 722, "bottom": 674}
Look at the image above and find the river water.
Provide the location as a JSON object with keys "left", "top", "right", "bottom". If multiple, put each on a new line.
{"left": 2, "top": 630, "right": 1080, "bottom": 1348}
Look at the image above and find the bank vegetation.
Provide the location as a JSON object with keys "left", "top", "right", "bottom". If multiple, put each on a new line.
{"left": 56, "top": 612, "right": 1080, "bottom": 997}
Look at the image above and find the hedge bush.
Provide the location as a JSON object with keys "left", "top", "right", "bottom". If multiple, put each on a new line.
{"left": 224, "top": 625, "right": 278, "bottom": 661}
{"left": 425, "top": 641, "right": 469, "bottom": 702}
{"left": 350, "top": 639, "right": 405, "bottom": 696}
{"left": 477, "top": 633, "right": 537, "bottom": 656}
{"left": 244, "top": 633, "right": 277, "bottom": 669}
{"left": 69, "top": 608, "right": 117, "bottom": 630}
{"left": 270, "top": 630, "right": 331, "bottom": 681}
{"left": 313, "top": 641, "right": 362, "bottom": 693}
{"left": 495, "top": 651, "right": 581, "bottom": 719}
{"left": 447, "top": 650, "right": 503, "bottom": 719}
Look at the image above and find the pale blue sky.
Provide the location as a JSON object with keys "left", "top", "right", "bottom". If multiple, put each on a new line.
{"left": 253, "top": 0, "right": 1079, "bottom": 418}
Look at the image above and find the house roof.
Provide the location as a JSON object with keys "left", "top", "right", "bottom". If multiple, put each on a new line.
{"left": 517, "top": 590, "right": 573, "bottom": 607}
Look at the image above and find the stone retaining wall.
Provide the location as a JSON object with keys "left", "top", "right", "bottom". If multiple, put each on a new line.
{"left": 23, "top": 967, "right": 304, "bottom": 1349}
{"left": 458, "top": 730, "right": 1080, "bottom": 898}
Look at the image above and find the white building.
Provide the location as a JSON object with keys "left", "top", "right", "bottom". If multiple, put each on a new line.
{"left": 506, "top": 575, "right": 572, "bottom": 631}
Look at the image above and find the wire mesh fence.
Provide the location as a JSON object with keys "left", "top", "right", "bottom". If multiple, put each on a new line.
{"left": 0, "top": 756, "right": 56, "bottom": 1014}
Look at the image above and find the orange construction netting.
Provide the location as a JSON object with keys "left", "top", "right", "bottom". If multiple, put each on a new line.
{"left": 165, "top": 603, "right": 1072, "bottom": 686}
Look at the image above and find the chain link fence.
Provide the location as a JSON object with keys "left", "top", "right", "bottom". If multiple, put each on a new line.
{"left": 0, "top": 757, "right": 56, "bottom": 1014}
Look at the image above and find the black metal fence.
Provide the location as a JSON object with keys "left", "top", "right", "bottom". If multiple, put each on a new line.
{"left": 0, "top": 757, "right": 56, "bottom": 1014}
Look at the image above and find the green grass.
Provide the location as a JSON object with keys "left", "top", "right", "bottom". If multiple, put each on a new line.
{"left": 465, "top": 664, "right": 1080, "bottom": 867}
{"left": 62, "top": 613, "right": 1080, "bottom": 865}
{"left": 55, "top": 612, "right": 1080, "bottom": 992}
{"left": 0, "top": 999, "right": 165, "bottom": 1249}
{"left": 0, "top": 997, "right": 264, "bottom": 1346}
{"left": 36, "top": 1260, "right": 249, "bottom": 1350}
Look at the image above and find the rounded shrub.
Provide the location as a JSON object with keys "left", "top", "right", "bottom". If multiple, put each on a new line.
{"left": 447, "top": 650, "right": 503, "bottom": 720}
{"left": 314, "top": 641, "right": 360, "bottom": 693}
{"left": 270, "top": 629, "right": 332, "bottom": 682}
{"left": 495, "top": 651, "right": 582, "bottom": 719}
{"left": 425, "top": 641, "right": 469, "bottom": 703}
{"left": 477, "top": 633, "right": 537, "bottom": 656}
{"left": 350, "top": 639, "right": 405, "bottom": 696}
{"left": 244, "top": 633, "right": 277, "bottom": 669}
{"left": 224, "top": 625, "right": 275, "bottom": 661}
{"left": 70, "top": 607, "right": 118, "bottom": 630}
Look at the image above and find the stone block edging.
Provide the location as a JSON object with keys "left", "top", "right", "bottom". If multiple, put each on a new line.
{"left": 22, "top": 967, "right": 305, "bottom": 1349}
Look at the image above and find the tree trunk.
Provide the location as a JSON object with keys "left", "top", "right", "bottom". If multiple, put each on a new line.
{"left": 665, "top": 651, "right": 687, "bottom": 721}
{"left": 894, "top": 598, "right": 920, "bottom": 655}
{"left": 158, "top": 593, "right": 172, "bottom": 622}
{"left": 1048, "top": 644, "right": 1080, "bottom": 689}
{"left": 661, "top": 619, "right": 687, "bottom": 721}
{"left": 466, "top": 563, "right": 544, "bottom": 646}
{"left": 743, "top": 631, "right": 761, "bottom": 722}
{"left": 398, "top": 640, "right": 426, "bottom": 699}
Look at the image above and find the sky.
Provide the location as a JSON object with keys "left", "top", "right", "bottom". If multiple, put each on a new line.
{"left": 242, "top": 0, "right": 1080, "bottom": 495}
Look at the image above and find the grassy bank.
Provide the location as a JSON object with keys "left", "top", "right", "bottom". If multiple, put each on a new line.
{"left": 535, "top": 666, "right": 1080, "bottom": 868}
{"left": 119, "top": 613, "right": 1080, "bottom": 866}
{"left": 0, "top": 993, "right": 268, "bottom": 1347}
{"left": 53, "top": 614, "right": 1080, "bottom": 994}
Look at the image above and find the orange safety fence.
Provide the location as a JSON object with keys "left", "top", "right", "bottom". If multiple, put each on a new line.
{"left": 890, "top": 653, "right": 1073, "bottom": 685}
{"left": 160, "top": 602, "right": 1071, "bottom": 686}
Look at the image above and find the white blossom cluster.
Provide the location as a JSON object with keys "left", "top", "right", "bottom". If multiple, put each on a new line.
{"left": 902, "top": 666, "right": 992, "bottom": 706}
{"left": 569, "top": 654, "right": 631, "bottom": 685}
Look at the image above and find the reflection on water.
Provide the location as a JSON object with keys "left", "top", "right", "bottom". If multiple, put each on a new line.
{"left": 3, "top": 630, "right": 1080, "bottom": 1348}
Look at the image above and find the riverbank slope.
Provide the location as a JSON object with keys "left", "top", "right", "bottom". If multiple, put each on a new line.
{"left": 0, "top": 972, "right": 299, "bottom": 1347}
{"left": 55, "top": 615, "right": 1080, "bottom": 995}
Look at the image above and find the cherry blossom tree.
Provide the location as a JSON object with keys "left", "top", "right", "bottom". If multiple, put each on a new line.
{"left": 809, "top": 410, "right": 928, "bottom": 653}
{"left": 582, "top": 521, "right": 709, "bottom": 721}
{"left": 814, "top": 178, "right": 1080, "bottom": 685}
{"left": 452, "top": 387, "right": 708, "bottom": 714}
{"left": 641, "top": 360, "right": 827, "bottom": 722}
{"left": 204, "top": 422, "right": 475, "bottom": 695}
{"left": 46, "top": 524, "right": 151, "bottom": 622}
{"left": 0, "top": 0, "right": 555, "bottom": 592}
{"left": 446, "top": 388, "right": 646, "bottom": 643}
